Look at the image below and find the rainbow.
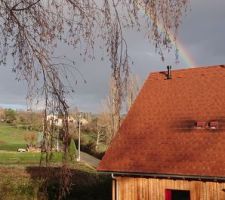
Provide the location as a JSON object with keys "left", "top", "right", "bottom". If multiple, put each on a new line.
{"left": 144, "top": 11, "right": 196, "bottom": 67}
{"left": 168, "top": 30, "right": 196, "bottom": 67}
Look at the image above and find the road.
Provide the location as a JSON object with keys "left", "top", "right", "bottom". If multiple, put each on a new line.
{"left": 80, "top": 151, "right": 100, "bottom": 168}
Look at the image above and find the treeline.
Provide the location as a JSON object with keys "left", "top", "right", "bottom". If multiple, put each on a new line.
{"left": 0, "top": 108, "right": 43, "bottom": 131}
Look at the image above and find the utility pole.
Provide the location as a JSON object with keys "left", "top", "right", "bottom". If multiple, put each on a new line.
{"left": 56, "top": 126, "right": 59, "bottom": 152}
{"left": 77, "top": 114, "right": 81, "bottom": 161}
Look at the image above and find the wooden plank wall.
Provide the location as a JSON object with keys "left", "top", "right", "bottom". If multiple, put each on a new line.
{"left": 114, "top": 177, "right": 225, "bottom": 200}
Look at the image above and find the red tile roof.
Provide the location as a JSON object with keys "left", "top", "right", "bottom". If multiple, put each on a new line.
{"left": 98, "top": 65, "right": 225, "bottom": 178}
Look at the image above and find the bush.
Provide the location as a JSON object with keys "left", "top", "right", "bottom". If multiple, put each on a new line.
{"left": 4, "top": 109, "right": 17, "bottom": 124}
{"left": 0, "top": 178, "right": 42, "bottom": 200}
{"left": 0, "top": 166, "right": 111, "bottom": 200}
{"left": 68, "top": 139, "right": 77, "bottom": 162}
{"left": 24, "top": 132, "right": 37, "bottom": 147}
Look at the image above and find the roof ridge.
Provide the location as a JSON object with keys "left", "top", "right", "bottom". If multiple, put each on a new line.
{"left": 150, "top": 64, "right": 225, "bottom": 75}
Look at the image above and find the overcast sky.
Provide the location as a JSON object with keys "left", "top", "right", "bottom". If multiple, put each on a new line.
{"left": 0, "top": 0, "right": 225, "bottom": 112}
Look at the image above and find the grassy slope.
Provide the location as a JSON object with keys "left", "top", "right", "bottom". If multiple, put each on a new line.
{"left": 0, "top": 123, "right": 38, "bottom": 151}
{"left": 0, "top": 151, "right": 63, "bottom": 165}
{"left": 0, "top": 123, "right": 62, "bottom": 165}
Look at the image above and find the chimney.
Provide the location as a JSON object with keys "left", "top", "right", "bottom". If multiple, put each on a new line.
{"left": 167, "top": 65, "right": 172, "bottom": 79}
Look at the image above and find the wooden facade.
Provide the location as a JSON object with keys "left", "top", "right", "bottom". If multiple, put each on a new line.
{"left": 112, "top": 176, "right": 225, "bottom": 200}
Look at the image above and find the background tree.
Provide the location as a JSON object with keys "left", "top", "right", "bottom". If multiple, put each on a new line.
{"left": 99, "top": 88, "right": 119, "bottom": 144}
{"left": 0, "top": 0, "right": 190, "bottom": 198}
{"left": 4, "top": 109, "right": 17, "bottom": 124}
{"left": 100, "top": 73, "right": 140, "bottom": 144}
{"left": 24, "top": 132, "right": 37, "bottom": 147}
{"left": 108, "top": 77, "right": 120, "bottom": 141}
{"left": 0, "top": 108, "right": 5, "bottom": 121}
{"left": 95, "top": 114, "right": 108, "bottom": 149}
{"left": 125, "top": 73, "right": 140, "bottom": 112}
{"left": 16, "top": 110, "right": 43, "bottom": 131}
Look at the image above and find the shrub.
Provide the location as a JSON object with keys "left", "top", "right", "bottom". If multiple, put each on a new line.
{"left": 24, "top": 132, "right": 37, "bottom": 147}
{"left": 4, "top": 109, "right": 17, "bottom": 124}
{"left": 68, "top": 139, "right": 77, "bottom": 162}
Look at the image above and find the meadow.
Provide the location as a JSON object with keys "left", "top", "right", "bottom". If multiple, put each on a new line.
{"left": 0, "top": 123, "right": 32, "bottom": 151}
{"left": 0, "top": 123, "right": 47, "bottom": 165}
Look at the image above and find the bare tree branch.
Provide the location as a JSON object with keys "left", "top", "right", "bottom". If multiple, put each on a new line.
{"left": 11, "top": 0, "right": 41, "bottom": 11}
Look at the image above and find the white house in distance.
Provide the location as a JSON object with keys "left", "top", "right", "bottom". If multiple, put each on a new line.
{"left": 47, "top": 114, "right": 88, "bottom": 127}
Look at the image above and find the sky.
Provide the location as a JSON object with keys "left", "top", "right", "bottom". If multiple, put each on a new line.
{"left": 0, "top": 0, "right": 225, "bottom": 113}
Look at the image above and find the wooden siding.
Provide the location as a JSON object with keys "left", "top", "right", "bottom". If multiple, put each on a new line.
{"left": 113, "top": 177, "right": 225, "bottom": 200}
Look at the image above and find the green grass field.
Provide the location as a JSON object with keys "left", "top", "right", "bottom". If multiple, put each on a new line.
{"left": 0, "top": 151, "right": 63, "bottom": 165}
{"left": 0, "top": 123, "right": 38, "bottom": 151}
{"left": 0, "top": 123, "right": 63, "bottom": 165}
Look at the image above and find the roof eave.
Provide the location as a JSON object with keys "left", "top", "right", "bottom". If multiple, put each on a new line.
{"left": 98, "top": 170, "right": 225, "bottom": 182}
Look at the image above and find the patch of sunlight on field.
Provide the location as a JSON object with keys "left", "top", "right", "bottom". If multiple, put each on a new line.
{"left": 0, "top": 123, "right": 38, "bottom": 151}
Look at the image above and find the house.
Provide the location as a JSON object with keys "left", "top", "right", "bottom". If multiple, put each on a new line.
{"left": 98, "top": 65, "right": 225, "bottom": 200}
{"left": 47, "top": 114, "right": 78, "bottom": 127}
{"left": 47, "top": 114, "right": 63, "bottom": 127}
{"left": 78, "top": 118, "right": 89, "bottom": 126}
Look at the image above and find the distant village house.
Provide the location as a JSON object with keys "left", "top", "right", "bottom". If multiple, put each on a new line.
{"left": 47, "top": 114, "right": 88, "bottom": 127}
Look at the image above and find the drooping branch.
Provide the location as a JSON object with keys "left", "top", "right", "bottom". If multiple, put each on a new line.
{"left": 10, "top": 0, "right": 41, "bottom": 11}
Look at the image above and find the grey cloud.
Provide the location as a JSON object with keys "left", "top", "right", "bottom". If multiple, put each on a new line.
{"left": 0, "top": 66, "right": 27, "bottom": 106}
{"left": 179, "top": 0, "right": 225, "bottom": 48}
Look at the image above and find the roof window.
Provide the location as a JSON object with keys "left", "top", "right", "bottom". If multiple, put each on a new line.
{"left": 196, "top": 121, "right": 206, "bottom": 129}
{"left": 195, "top": 120, "right": 219, "bottom": 130}
{"left": 208, "top": 121, "right": 219, "bottom": 130}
